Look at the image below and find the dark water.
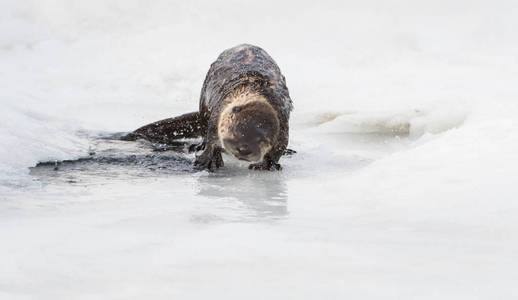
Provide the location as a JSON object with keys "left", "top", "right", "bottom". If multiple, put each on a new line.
{"left": 29, "top": 132, "right": 306, "bottom": 186}
{"left": 30, "top": 134, "right": 198, "bottom": 185}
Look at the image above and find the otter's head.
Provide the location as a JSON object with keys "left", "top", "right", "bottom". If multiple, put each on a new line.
{"left": 219, "top": 99, "right": 279, "bottom": 162}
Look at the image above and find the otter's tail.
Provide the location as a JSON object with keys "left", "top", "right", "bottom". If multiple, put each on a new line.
{"left": 121, "top": 112, "right": 205, "bottom": 144}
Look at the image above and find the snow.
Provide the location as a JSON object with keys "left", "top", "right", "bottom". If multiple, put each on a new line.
{"left": 1, "top": 0, "right": 518, "bottom": 299}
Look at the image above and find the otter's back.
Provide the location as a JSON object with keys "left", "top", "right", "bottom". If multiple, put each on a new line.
{"left": 199, "top": 44, "right": 292, "bottom": 118}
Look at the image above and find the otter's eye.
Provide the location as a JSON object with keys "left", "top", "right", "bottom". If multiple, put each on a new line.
{"left": 232, "top": 106, "right": 243, "bottom": 113}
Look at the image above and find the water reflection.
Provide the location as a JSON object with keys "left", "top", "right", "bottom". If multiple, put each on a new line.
{"left": 193, "top": 166, "right": 289, "bottom": 223}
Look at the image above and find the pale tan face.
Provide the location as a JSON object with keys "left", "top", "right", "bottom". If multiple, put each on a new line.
{"left": 218, "top": 91, "right": 278, "bottom": 162}
{"left": 222, "top": 131, "right": 272, "bottom": 162}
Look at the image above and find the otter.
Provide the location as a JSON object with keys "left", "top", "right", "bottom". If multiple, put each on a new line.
{"left": 127, "top": 44, "right": 293, "bottom": 171}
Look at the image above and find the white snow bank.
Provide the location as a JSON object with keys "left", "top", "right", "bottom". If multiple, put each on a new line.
{"left": 300, "top": 101, "right": 469, "bottom": 137}
{"left": 292, "top": 115, "right": 518, "bottom": 237}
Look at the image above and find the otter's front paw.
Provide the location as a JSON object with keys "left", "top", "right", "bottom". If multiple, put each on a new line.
{"left": 194, "top": 149, "right": 224, "bottom": 171}
{"left": 248, "top": 161, "right": 282, "bottom": 171}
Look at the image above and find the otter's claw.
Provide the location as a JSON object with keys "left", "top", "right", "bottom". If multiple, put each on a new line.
{"left": 248, "top": 161, "right": 282, "bottom": 171}
{"left": 283, "top": 148, "right": 296, "bottom": 156}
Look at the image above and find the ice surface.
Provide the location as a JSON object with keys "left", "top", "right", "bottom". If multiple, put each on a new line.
{"left": 1, "top": 0, "right": 518, "bottom": 299}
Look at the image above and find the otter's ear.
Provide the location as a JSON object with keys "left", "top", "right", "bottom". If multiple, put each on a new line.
{"left": 232, "top": 106, "right": 243, "bottom": 113}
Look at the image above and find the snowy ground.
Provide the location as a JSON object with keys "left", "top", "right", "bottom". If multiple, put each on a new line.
{"left": 1, "top": 0, "right": 518, "bottom": 299}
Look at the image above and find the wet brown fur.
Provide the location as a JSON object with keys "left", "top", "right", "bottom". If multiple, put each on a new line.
{"left": 127, "top": 44, "right": 292, "bottom": 171}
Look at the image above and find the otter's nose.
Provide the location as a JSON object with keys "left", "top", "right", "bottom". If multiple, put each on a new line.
{"left": 237, "top": 145, "right": 252, "bottom": 156}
